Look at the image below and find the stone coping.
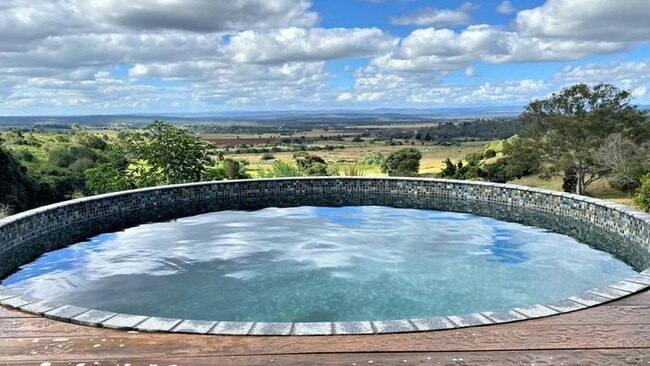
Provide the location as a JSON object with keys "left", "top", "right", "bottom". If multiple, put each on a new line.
{"left": 0, "top": 177, "right": 649, "bottom": 335}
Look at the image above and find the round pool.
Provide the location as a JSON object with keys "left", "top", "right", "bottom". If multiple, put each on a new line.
{"left": 0, "top": 178, "right": 648, "bottom": 335}
{"left": 2, "top": 206, "right": 638, "bottom": 322}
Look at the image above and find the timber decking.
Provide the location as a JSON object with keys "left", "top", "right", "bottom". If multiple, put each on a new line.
{"left": 1, "top": 289, "right": 649, "bottom": 365}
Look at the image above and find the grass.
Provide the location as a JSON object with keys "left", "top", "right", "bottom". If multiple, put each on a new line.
{"left": 232, "top": 140, "right": 489, "bottom": 178}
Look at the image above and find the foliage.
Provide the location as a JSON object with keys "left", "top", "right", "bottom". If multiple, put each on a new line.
{"left": 340, "top": 164, "right": 365, "bottom": 176}
{"left": 634, "top": 174, "right": 650, "bottom": 212}
{"left": 521, "top": 83, "right": 647, "bottom": 195}
{"left": 203, "top": 159, "right": 251, "bottom": 180}
{"left": 257, "top": 160, "right": 303, "bottom": 178}
{"left": 381, "top": 147, "right": 422, "bottom": 176}
{"left": 361, "top": 151, "right": 384, "bottom": 166}
{"left": 260, "top": 152, "right": 275, "bottom": 161}
{"left": 595, "top": 133, "right": 649, "bottom": 194}
{"left": 295, "top": 153, "right": 329, "bottom": 176}
{"left": 0, "top": 203, "right": 11, "bottom": 219}
{"left": 483, "top": 149, "right": 496, "bottom": 158}
{"left": 130, "top": 121, "right": 214, "bottom": 185}
{"left": 440, "top": 137, "right": 541, "bottom": 183}
{"left": 84, "top": 142, "right": 134, "bottom": 194}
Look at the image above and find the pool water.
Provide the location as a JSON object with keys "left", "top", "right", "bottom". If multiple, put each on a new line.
{"left": 2, "top": 206, "right": 637, "bottom": 322}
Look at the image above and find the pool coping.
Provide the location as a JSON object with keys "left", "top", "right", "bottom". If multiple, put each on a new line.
{"left": 1, "top": 177, "right": 649, "bottom": 336}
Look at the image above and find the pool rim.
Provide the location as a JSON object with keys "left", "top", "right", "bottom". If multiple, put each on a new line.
{"left": 0, "top": 177, "right": 648, "bottom": 336}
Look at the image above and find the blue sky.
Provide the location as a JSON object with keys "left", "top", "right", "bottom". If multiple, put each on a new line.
{"left": 0, "top": 0, "right": 649, "bottom": 115}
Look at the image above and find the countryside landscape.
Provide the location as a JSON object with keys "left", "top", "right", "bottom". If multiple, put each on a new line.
{"left": 1, "top": 0, "right": 650, "bottom": 365}
{"left": 2, "top": 84, "right": 650, "bottom": 218}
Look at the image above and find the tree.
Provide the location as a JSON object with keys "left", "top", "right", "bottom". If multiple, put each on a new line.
{"left": 595, "top": 133, "right": 649, "bottom": 194}
{"left": 84, "top": 143, "right": 135, "bottom": 194}
{"left": 522, "top": 83, "right": 647, "bottom": 195}
{"left": 131, "top": 121, "right": 214, "bottom": 185}
{"left": 381, "top": 148, "right": 422, "bottom": 176}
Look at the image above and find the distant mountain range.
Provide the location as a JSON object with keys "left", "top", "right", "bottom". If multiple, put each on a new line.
{"left": 1, "top": 105, "right": 648, "bottom": 127}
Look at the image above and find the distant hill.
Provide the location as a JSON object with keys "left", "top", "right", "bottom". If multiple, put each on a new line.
{"left": 0, "top": 106, "right": 529, "bottom": 128}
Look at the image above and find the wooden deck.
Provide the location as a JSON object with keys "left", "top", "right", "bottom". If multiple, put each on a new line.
{"left": 1, "top": 289, "right": 649, "bottom": 365}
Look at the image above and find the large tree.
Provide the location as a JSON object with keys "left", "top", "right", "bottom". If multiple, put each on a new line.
{"left": 522, "top": 83, "right": 647, "bottom": 195}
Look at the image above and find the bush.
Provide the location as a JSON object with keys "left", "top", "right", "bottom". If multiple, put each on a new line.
{"left": 634, "top": 174, "right": 650, "bottom": 212}
{"left": 361, "top": 151, "right": 384, "bottom": 166}
{"left": 258, "top": 161, "right": 303, "bottom": 178}
{"left": 381, "top": 148, "right": 422, "bottom": 177}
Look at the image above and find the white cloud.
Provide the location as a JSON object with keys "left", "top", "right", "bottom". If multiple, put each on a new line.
{"left": 516, "top": 0, "right": 650, "bottom": 42}
{"left": 496, "top": 1, "right": 516, "bottom": 14}
{"left": 0, "top": 0, "right": 649, "bottom": 113}
{"left": 390, "top": 3, "right": 477, "bottom": 26}
{"left": 372, "top": 25, "right": 630, "bottom": 74}
{"left": 227, "top": 27, "right": 397, "bottom": 63}
{"left": 72, "top": 0, "right": 318, "bottom": 33}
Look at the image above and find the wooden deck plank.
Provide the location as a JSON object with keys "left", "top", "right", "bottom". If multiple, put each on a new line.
{"left": 2, "top": 349, "right": 650, "bottom": 366}
{"left": 1, "top": 304, "right": 649, "bottom": 340}
{"left": 0, "top": 289, "right": 647, "bottom": 364}
{"left": 2, "top": 324, "right": 650, "bottom": 360}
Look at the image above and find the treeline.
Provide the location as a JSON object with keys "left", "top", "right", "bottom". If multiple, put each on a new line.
{"left": 373, "top": 118, "right": 527, "bottom": 142}
{"left": 438, "top": 84, "right": 650, "bottom": 210}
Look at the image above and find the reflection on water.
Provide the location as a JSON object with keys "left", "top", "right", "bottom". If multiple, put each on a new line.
{"left": 2, "top": 206, "right": 637, "bottom": 322}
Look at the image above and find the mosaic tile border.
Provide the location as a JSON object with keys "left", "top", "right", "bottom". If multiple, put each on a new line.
{"left": 0, "top": 177, "right": 649, "bottom": 335}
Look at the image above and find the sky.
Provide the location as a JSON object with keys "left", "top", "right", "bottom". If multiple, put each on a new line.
{"left": 1, "top": 0, "right": 650, "bottom": 115}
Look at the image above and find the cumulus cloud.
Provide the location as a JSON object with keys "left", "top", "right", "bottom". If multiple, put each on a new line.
{"left": 0, "top": 0, "right": 649, "bottom": 113}
{"left": 371, "top": 25, "right": 630, "bottom": 74}
{"left": 227, "top": 27, "right": 397, "bottom": 63}
{"left": 515, "top": 0, "right": 650, "bottom": 42}
{"left": 390, "top": 3, "right": 477, "bottom": 26}
{"left": 71, "top": 0, "right": 318, "bottom": 33}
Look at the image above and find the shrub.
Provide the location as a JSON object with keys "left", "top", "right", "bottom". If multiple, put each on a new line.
{"left": 634, "top": 174, "right": 650, "bottom": 212}
{"left": 381, "top": 148, "right": 422, "bottom": 177}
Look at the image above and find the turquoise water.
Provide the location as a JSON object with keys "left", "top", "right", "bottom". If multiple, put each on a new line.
{"left": 2, "top": 206, "right": 637, "bottom": 322}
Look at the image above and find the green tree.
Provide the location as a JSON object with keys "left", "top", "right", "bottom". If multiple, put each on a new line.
{"left": 131, "top": 121, "right": 214, "bottom": 185}
{"left": 381, "top": 148, "right": 422, "bottom": 176}
{"left": 84, "top": 143, "right": 135, "bottom": 194}
{"left": 522, "top": 83, "right": 647, "bottom": 195}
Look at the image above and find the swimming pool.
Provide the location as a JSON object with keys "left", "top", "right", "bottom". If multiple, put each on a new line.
{"left": 1, "top": 178, "right": 648, "bottom": 335}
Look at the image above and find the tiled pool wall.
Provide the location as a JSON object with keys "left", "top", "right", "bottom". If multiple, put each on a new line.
{"left": 1, "top": 177, "right": 649, "bottom": 335}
